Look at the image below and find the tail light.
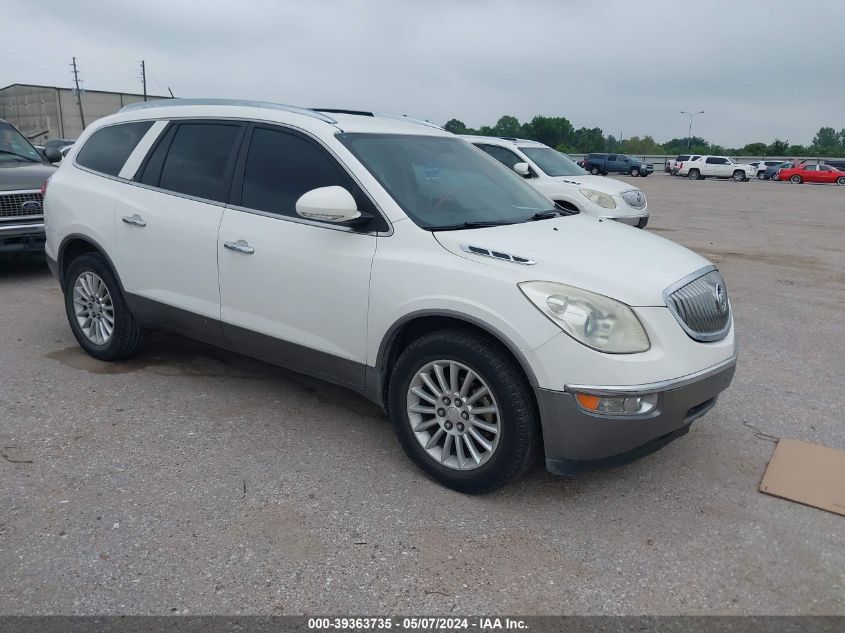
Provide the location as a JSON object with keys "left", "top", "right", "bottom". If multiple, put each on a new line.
{"left": 679, "top": 162, "right": 684, "bottom": 169}
{"left": 40, "top": 179, "right": 50, "bottom": 197}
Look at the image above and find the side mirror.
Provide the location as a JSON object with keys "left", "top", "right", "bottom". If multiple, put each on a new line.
{"left": 513, "top": 162, "right": 531, "bottom": 177}
{"left": 295, "top": 186, "right": 363, "bottom": 223}
{"left": 43, "top": 147, "right": 62, "bottom": 163}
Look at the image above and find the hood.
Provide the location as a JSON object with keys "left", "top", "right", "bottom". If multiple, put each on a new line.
{"left": 0, "top": 162, "right": 57, "bottom": 191}
{"left": 433, "top": 215, "right": 711, "bottom": 306}
{"left": 549, "top": 174, "right": 639, "bottom": 195}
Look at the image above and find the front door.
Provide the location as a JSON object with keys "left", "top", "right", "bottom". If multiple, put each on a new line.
{"left": 217, "top": 124, "right": 380, "bottom": 388}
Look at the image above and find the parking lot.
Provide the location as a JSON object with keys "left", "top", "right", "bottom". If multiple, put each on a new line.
{"left": 1, "top": 173, "right": 843, "bottom": 615}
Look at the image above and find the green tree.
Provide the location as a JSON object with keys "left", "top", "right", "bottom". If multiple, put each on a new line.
{"left": 788, "top": 144, "right": 807, "bottom": 156}
{"left": 767, "top": 139, "right": 789, "bottom": 155}
{"left": 742, "top": 142, "right": 768, "bottom": 155}
{"left": 571, "top": 127, "right": 605, "bottom": 153}
{"left": 443, "top": 119, "right": 468, "bottom": 135}
{"left": 492, "top": 115, "right": 521, "bottom": 138}
{"left": 522, "top": 115, "right": 574, "bottom": 148}
{"left": 605, "top": 134, "right": 620, "bottom": 151}
{"left": 620, "top": 135, "right": 664, "bottom": 155}
{"left": 812, "top": 126, "right": 838, "bottom": 150}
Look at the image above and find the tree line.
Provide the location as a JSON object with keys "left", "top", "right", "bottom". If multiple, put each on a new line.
{"left": 443, "top": 115, "right": 845, "bottom": 157}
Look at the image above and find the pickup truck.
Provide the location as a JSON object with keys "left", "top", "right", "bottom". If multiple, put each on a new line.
{"left": 678, "top": 155, "right": 755, "bottom": 181}
{"left": 583, "top": 153, "right": 653, "bottom": 177}
{"left": 1, "top": 119, "right": 60, "bottom": 257}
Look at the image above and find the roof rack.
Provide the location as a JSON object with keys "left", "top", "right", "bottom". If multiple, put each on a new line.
{"left": 119, "top": 98, "right": 338, "bottom": 123}
{"left": 313, "top": 108, "right": 374, "bottom": 117}
{"left": 377, "top": 114, "right": 444, "bottom": 131}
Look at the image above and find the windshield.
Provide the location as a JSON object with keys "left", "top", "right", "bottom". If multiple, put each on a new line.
{"left": 0, "top": 122, "right": 41, "bottom": 163}
{"left": 339, "top": 134, "right": 557, "bottom": 230}
{"left": 520, "top": 147, "right": 586, "bottom": 177}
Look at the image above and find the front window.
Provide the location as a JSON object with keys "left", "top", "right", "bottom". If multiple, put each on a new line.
{"left": 339, "top": 133, "right": 557, "bottom": 230}
{"left": 520, "top": 147, "right": 586, "bottom": 177}
{"left": 0, "top": 121, "right": 42, "bottom": 163}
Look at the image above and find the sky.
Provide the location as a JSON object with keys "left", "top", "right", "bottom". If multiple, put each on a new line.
{"left": 3, "top": 0, "right": 843, "bottom": 147}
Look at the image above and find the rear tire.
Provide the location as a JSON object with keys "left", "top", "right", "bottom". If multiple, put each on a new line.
{"left": 388, "top": 329, "right": 539, "bottom": 494}
{"left": 590, "top": 166, "right": 600, "bottom": 175}
{"left": 757, "top": 172, "right": 766, "bottom": 180}
{"left": 688, "top": 169, "right": 701, "bottom": 180}
{"left": 790, "top": 175, "right": 802, "bottom": 184}
{"left": 837, "top": 176, "right": 845, "bottom": 186}
{"left": 64, "top": 252, "right": 145, "bottom": 361}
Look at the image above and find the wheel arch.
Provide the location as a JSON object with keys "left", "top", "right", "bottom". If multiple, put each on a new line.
{"left": 371, "top": 310, "right": 541, "bottom": 410}
{"left": 58, "top": 234, "right": 123, "bottom": 292}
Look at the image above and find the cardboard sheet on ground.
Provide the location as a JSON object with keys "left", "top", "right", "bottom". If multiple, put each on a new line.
{"left": 760, "top": 438, "right": 845, "bottom": 516}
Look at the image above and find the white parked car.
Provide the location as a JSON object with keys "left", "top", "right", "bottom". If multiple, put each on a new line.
{"left": 669, "top": 154, "right": 701, "bottom": 175}
{"left": 755, "top": 160, "right": 787, "bottom": 179}
{"left": 462, "top": 136, "right": 649, "bottom": 228}
{"left": 678, "top": 156, "right": 755, "bottom": 181}
{"left": 44, "top": 99, "right": 737, "bottom": 492}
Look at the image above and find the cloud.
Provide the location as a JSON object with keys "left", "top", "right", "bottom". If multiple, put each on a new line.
{"left": 2, "top": 0, "right": 842, "bottom": 146}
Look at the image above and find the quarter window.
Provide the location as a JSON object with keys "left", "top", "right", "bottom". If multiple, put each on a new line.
{"left": 157, "top": 123, "right": 243, "bottom": 202}
{"left": 75, "top": 121, "right": 153, "bottom": 176}
{"left": 240, "top": 127, "right": 360, "bottom": 219}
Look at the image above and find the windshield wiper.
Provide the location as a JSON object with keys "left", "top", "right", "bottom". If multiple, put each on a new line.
{"left": 429, "top": 220, "right": 516, "bottom": 231}
{"left": 0, "top": 149, "right": 39, "bottom": 163}
{"left": 529, "top": 210, "right": 560, "bottom": 221}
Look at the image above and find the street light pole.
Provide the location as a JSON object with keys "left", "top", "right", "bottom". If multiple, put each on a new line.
{"left": 680, "top": 110, "right": 704, "bottom": 148}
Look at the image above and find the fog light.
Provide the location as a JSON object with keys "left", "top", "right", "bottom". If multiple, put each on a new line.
{"left": 575, "top": 392, "right": 658, "bottom": 415}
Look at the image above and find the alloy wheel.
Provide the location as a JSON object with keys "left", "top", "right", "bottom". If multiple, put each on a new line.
{"left": 406, "top": 360, "right": 501, "bottom": 471}
{"left": 72, "top": 271, "right": 115, "bottom": 345}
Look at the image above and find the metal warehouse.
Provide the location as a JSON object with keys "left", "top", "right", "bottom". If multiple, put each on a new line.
{"left": 0, "top": 83, "right": 168, "bottom": 143}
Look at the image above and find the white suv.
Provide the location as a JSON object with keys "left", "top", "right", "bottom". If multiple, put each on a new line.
{"left": 679, "top": 156, "right": 755, "bottom": 181}
{"left": 462, "top": 136, "right": 649, "bottom": 228}
{"left": 44, "top": 99, "right": 736, "bottom": 492}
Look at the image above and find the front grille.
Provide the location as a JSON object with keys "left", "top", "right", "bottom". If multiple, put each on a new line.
{"left": 0, "top": 191, "right": 43, "bottom": 219}
{"left": 665, "top": 269, "right": 731, "bottom": 342}
{"left": 621, "top": 190, "right": 646, "bottom": 209}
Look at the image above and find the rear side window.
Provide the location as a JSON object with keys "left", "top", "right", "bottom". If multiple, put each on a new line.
{"left": 75, "top": 121, "right": 153, "bottom": 176}
{"left": 157, "top": 123, "right": 243, "bottom": 202}
{"left": 476, "top": 144, "right": 523, "bottom": 170}
{"left": 239, "top": 127, "right": 365, "bottom": 219}
{"left": 607, "top": 154, "right": 617, "bottom": 161}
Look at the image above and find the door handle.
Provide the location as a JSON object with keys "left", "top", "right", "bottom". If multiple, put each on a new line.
{"left": 224, "top": 239, "right": 255, "bottom": 255}
{"left": 121, "top": 214, "right": 147, "bottom": 227}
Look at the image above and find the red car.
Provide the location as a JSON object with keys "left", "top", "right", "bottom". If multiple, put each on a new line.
{"left": 777, "top": 163, "right": 845, "bottom": 185}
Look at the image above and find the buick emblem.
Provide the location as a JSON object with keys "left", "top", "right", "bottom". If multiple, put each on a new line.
{"left": 713, "top": 283, "right": 728, "bottom": 314}
{"left": 21, "top": 200, "right": 42, "bottom": 212}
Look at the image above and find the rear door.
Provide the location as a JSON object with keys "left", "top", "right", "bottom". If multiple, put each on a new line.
{"left": 116, "top": 120, "right": 245, "bottom": 337}
{"left": 802, "top": 165, "right": 819, "bottom": 182}
{"left": 217, "top": 124, "right": 380, "bottom": 388}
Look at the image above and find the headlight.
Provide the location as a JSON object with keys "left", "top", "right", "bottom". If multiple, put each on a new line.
{"left": 579, "top": 188, "right": 616, "bottom": 209}
{"left": 519, "top": 281, "right": 650, "bottom": 353}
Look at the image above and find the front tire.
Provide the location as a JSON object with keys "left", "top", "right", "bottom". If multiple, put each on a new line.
{"left": 388, "top": 329, "right": 539, "bottom": 493}
{"left": 733, "top": 170, "right": 746, "bottom": 181}
{"left": 630, "top": 167, "right": 640, "bottom": 177}
{"left": 790, "top": 175, "right": 802, "bottom": 184}
{"left": 837, "top": 176, "right": 845, "bottom": 186}
{"left": 64, "top": 253, "right": 145, "bottom": 361}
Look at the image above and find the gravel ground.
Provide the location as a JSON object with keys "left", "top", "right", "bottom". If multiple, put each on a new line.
{"left": 1, "top": 174, "right": 843, "bottom": 615}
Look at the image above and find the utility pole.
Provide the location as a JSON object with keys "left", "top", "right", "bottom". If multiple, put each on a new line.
{"left": 681, "top": 110, "right": 704, "bottom": 148}
{"left": 140, "top": 60, "right": 147, "bottom": 101}
{"left": 71, "top": 57, "right": 86, "bottom": 130}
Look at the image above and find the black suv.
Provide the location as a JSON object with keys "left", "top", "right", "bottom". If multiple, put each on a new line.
{"left": 1, "top": 120, "right": 61, "bottom": 256}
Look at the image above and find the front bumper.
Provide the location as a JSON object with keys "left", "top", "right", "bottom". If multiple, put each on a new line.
{"left": 536, "top": 355, "right": 736, "bottom": 476}
{"left": 0, "top": 221, "right": 46, "bottom": 254}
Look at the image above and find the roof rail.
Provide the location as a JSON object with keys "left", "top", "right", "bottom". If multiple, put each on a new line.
{"left": 119, "top": 98, "right": 338, "bottom": 123}
{"left": 313, "top": 108, "right": 374, "bottom": 117}
{"left": 378, "top": 114, "right": 444, "bottom": 131}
